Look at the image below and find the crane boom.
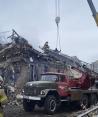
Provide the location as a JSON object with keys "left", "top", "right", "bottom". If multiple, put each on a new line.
{"left": 87, "top": 0, "right": 98, "bottom": 26}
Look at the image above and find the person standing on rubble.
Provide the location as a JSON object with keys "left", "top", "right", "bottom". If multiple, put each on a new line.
{"left": 42, "top": 41, "right": 49, "bottom": 53}
{"left": 0, "top": 75, "right": 7, "bottom": 117}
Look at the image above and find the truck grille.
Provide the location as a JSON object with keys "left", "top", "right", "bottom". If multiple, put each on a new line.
{"left": 24, "top": 86, "right": 40, "bottom": 96}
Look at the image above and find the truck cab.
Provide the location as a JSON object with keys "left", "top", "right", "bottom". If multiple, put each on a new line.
{"left": 22, "top": 72, "right": 71, "bottom": 114}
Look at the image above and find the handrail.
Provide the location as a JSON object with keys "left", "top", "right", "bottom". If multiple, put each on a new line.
{"left": 77, "top": 105, "right": 98, "bottom": 117}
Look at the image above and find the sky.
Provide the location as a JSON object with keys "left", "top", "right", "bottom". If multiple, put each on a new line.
{"left": 0, "top": 0, "right": 98, "bottom": 63}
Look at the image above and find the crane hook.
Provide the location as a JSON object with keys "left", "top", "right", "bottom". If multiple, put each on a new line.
{"left": 55, "top": 16, "right": 60, "bottom": 26}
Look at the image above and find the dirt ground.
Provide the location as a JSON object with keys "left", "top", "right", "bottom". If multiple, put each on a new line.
{"left": 4, "top": 104, "right": 79, "bottom": 117}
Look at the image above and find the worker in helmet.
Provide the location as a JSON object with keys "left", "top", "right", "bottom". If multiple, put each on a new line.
{"left": 42, "top": 42, "right": 49, "bottom": 51}
{"left": 0, "top": 75, "right": 7, "bottom": 117}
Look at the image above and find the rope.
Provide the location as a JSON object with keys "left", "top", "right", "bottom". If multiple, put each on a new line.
{"left": 56, "top": 24, "right": 61, "bottom": 51}
{"left": 55, "top": 0, "right": 60, "bottom": 16}
{"left": 55, "top": 0, "right": 57, "bottom": 17}
{"left": 55, "top": 0, "right": 61, "bottom": 51}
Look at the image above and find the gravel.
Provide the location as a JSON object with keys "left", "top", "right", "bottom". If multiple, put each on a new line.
{"left": 4, "top": 104, "right": 79, "bottom": 117}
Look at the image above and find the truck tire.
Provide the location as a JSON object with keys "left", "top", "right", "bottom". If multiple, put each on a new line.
{"left": 80, "top": 95, "right": 89, "bottom": 110}
{"left": 23, "top": 99, "right": 35, "bottom": 112}
{"left": 91, "top": 94, "right": 97, "bottom": 105}
{"left": 44, "top": 95, "right": 57, "bottom": 114}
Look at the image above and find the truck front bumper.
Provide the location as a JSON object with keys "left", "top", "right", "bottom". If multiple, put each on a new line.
{"left": 17, "top": 95, "right": 41, "bottom": 101}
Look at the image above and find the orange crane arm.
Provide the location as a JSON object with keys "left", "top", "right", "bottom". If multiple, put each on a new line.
{"left": 87, "top": 0, "right": 98, "bottom": 26}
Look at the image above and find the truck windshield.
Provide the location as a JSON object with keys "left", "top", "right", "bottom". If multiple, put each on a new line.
{"left": 40, "top": 75, "right": 58, "bottom": 81}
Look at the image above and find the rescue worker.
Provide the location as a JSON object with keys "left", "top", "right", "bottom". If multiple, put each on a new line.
{"left": 0, "top": 75, "right": 7, "bottom": 117}
{"left": 42, "top": 41, "right": 49, "bottom": 52}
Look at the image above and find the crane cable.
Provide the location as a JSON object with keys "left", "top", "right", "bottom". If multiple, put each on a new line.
{"left": 55, "top": 0, "right": 61, "bottom": 51}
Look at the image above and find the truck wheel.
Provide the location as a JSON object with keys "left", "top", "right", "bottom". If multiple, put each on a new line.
{"left": 44, "top": 95, "right": 57, "bottom": 114}
{"left": 80, "top": 95, "right": 89, "bottom": 110}
{"left": 23, "top": 99, "right": 35, "bottom": 112}
{"left": 91, "top": 94, "right": 97, "bottom": 105}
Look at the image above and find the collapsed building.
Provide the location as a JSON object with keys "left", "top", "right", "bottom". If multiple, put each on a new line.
{"left": 0, "top": 30, "right": 92, "bottom": 93}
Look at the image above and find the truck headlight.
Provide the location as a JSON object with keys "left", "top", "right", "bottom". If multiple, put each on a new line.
{"left": 22, "top": 89, "right": 24, "bottom": 94}
{"left": 40, "top": 90, "right": 46, "bottom": 95}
